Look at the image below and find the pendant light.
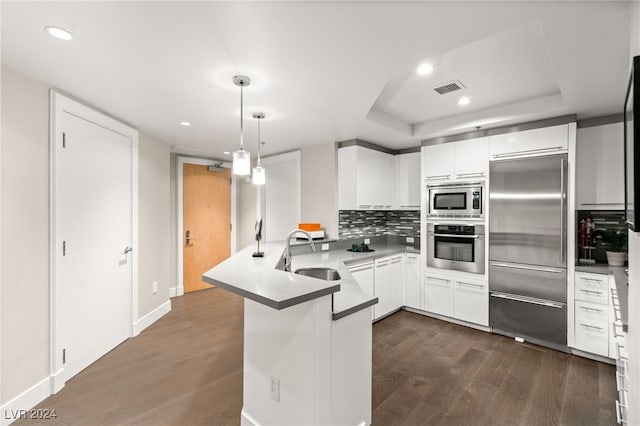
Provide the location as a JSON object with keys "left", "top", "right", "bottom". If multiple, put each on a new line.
{"left": 252, "top": 112, "right": 266, "bottom": 185}
{"left": 232, "top": 75, "right": 251, "bottom": 176}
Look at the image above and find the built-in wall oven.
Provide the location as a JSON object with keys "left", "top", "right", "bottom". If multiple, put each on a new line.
{"left": 427, "top": 223, "right": 485, "bottom": 274}
{"left": 427, "top": 182, "right": 484, "bottom": 218}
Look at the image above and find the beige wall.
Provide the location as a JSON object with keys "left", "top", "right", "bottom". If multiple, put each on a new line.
{"left": 1, "top": 65, "right": 50, "bottom": 404}
{"left": 138, "top": 133, "right": 171, "bottom": 316}
{"left": 300, "top": 143, "right": 338, "bottom": 239}
{"left": 0, "top": 65, "right": 172, "bottom": 404}
{"left": 169, "top": 153, "right": 177, "bottom": 288}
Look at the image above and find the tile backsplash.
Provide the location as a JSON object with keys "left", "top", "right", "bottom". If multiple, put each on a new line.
{"left": 339, "top": 210, "right": 420, "bottom": 239}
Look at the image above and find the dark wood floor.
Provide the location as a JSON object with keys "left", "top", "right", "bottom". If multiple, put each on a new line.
{"left": 20, "top": 289, "right": 615, "bottom": 425}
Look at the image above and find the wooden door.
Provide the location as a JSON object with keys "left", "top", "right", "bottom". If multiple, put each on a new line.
{"left": 183, "top": 164, "right": 231, "bottom": 293}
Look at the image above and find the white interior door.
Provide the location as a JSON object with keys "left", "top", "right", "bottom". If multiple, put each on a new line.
{"left": 53, "top": 93, "right": 136, "bottom": 386}
{"left": 261, "top": 151, "right": 301, "bottom": 241}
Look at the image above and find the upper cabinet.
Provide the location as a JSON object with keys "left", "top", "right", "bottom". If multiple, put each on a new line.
{"left": 338, "top": 145, "right": 394, "bottom": 210}
{"left": 489, "top": 124, "right": 568, "bottom": 159}
{"left": 423, "top": 137, "right": 489, "bottom": 182}
{"left": 576, "top": 122, "right": 624, "bottom": 210}
{"left": 395, "top": 152, "right": 421, "bottom": 209}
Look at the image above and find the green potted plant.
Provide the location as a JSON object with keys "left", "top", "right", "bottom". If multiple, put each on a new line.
{"left": 602, "top": 228, "right": 628, "bottom": 266}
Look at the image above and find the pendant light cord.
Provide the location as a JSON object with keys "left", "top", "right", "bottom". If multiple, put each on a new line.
{"left": 257, "top": 117, "right": 261, "bottom": 166}
{"left": 240, "top": 85, "right": 244, "bottom": 150}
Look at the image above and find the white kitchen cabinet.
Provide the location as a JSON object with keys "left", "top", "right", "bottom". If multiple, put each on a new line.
{"left": 489, "top": 124, "right": 569, "bottom": 159}
{"left": 423, "top": 137, "right": 489, "bottom": 182}
{"left": 346, "top": 261, "right": 375, "bottom": 321}
{"left": 452, "top": 137, "right": 489, "bottom": 179}
{"left": 573, "top": 271, "right": 612, "bottom": 358}
{"left": 374, "top": 255, "right": 404, "bottom": 320}
{"left": 576, "top": 122, "right": 624, "bottom": 209}
{"left": 423, "top": 272, "right": 454, "bottom": 317}
{"left": 338, "top": 145, "right": 394, "bottom": 210}
{"left": 394, "top": 152, "right": 421, "bottom": 209}
{"left": 405, "top": 253, "right": 421, "bottom": 309}
{"left": 423, "top": 143, "right": 455, "bottom": 181}
{"left": 454, "top": 277, "right": 489, "bottom": 326}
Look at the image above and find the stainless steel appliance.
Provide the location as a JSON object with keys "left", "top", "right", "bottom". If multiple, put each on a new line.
{"left": 489, "top": 154, "right": 568, "bottom": 348}
{"left": 427, "top": 223, "right": 485, "bottom": 274}
{"left": 427, "top": 182, "right": 484, "bottom": 218}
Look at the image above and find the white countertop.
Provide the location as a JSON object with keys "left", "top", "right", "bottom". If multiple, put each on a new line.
{"left": 202, "top": 240, "right": 418, "bottom": 319}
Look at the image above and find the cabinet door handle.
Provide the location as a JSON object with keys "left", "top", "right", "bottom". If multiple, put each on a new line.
{"left": 426, "top": 174, "right": 451, "bottom": 180}
{"left": 358, "top": 204, "right": 372, "bottom": 209}
{"left": 579, "top": 289, "right": 603, "bottom": 295}
{"left": 373, "top": 204, "right": 384, "bottom": 209}
{"left": 582, "top": 277, "right": 604, "bottom": 284}
{"left": 492, "top": 146, "right": 564, "bottom": 158}
{"left": 457, "top": 281, "right": 484, "bottom": 289}
{"left": 347, "top": 264, "right": 373, "bottom": 273}
{"left": 426, "top": 276, "right": 448, "bottom": 283}
{"left": 400, "top": 205, "right": 421, "bottom": 208}
{"left": 579, "top": 323, "right": 604, "bottom": 331}
{"left": 456, "top": 172, "right": 485, "bottom": 179}
{"left": 579, "top": 306, "right": 603, "bottom": 313}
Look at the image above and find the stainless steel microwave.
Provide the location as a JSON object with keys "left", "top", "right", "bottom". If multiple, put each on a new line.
{"left": 427, "top": 182, "right": 484, "bottom": 218}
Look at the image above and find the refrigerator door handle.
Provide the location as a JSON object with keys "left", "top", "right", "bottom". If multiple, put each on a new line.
{"left": 490, "top": 261, "right": 564, "bottom": 274}
{"left": 560, "top": 157, "right": 565, "bottom": 266}
{"left": 490, "top": 292, "right": 565, "bottom": 309}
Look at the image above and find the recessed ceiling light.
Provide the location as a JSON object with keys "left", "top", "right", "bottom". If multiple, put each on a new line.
{"left": 44, "top": 26, "right": 73, "bottom": 41}
{"left": 417, "top": 63, "right": 434, "bottom": 76}
{"left": 458, "top": 96, "right": 471, "bottom": 106}
{"left": 179, "top": 121, "right": 191, "bottom": 126}
{"left": 224, "top": 151, "right": 231, "bottom": 155}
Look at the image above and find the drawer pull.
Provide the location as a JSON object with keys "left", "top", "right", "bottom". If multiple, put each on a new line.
{"left": 579, "top": 323, "right": 604, "bottom": 331}
{"left": 457, "top": 281, "right": 484, "bottom": 289}
{"left": 617, "top": 343, "right": 629, "bottom": 360}
{"left": 426, "top": 276, "right": 449, "bottom": 283}
{"left": 579, "top": 306, "right": 603, "bottom": 313}
{"left": 579, "top": 289, "right": 604, "bottom": 295}
{"left": 582, "top": 277, "right": 604, "bottom": 284}
{"left": 616, "top": 400, "right": 627, "bottom": 424}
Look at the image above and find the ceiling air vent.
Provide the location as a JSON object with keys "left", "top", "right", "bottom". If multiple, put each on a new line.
{"left": 433, "top": 80, "right": 466, "bottom": 95}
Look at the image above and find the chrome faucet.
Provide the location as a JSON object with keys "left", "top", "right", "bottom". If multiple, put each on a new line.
{"left": 283, "top": 229, "right": 316, "bottom": 272}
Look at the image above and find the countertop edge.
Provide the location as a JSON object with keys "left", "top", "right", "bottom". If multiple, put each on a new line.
{"left": 203, "top": 275, "right": 340, "bottom": 310}
{"left": 332, "top": 297, "right": 378, "bottom": 321}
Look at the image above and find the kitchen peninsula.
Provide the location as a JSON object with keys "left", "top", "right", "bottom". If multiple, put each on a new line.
{"left": 202, "top": 239, "right": 385, "bottom": 426}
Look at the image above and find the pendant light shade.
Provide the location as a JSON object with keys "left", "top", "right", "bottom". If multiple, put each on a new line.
{"left": 252, "top": 164, "right": 266, "bottom": 185}
{"left": 252, "top": 112, "right": 266, "bottom": 186}
{"left": 232, "top": 75, "right": 251, "bottom": 176}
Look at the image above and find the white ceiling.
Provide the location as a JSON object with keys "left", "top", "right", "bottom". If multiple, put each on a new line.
{"left": 0, "top": 1, "right": 631, "bottom": 157}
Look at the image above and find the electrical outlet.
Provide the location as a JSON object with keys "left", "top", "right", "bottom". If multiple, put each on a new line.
{"left": 152, "top": 281, "right": 158, "bottom": 294}
{"left": 364, "top": 238, "right": 370, "bottom": 244}
{"left": 406, "top": 237, "right": 415, "bottom": 243}
{"left": 322, "top": 243, "right": 330, "bottom": 251}
{"left": 270, "top": 376, "right": 280, "bottom": 401}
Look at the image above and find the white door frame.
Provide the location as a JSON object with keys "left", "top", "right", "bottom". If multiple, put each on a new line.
{"left": 49, "top": 91, "right": 139, "bottom": 393}
{"left": 174, "top": 155, "right": 237, "bottom": 297}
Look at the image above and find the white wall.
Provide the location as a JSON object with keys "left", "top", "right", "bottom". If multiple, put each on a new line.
{"left": 138, "top": 133, "right": 171, "bottom": 316}
{"left": 0, "top": 65, "right": 172, "bottom": 405}
{"left": 1, "top": 65, "right": 50, "bottom": 405}
{"left": 262, "top": 151, "right": 301, "bottom": 241}
{"left": 300, "top": 143, "right": 338, "bottom": 239}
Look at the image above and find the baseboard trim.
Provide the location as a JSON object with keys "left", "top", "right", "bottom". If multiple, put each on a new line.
{"left": 240, "top": 408, "right": 261, "bottom": 426}
{"left": 1, "top": 377, "right": 51, "bottom": 426}
{"left": 402, "top": 307, "right": 491, "bottom": 333}
{"left": 132, "top": 300, "right": 171, "bottom": 337}
{"left": 169, "top": 285, "right": 184, "bottom": 298}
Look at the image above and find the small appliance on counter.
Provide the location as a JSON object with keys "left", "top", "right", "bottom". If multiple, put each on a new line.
{"left": 347, "top": 242, "right": 374, "bottom": 253}
{"left": 252, "top": 217, "right": 264, "bottom": 258}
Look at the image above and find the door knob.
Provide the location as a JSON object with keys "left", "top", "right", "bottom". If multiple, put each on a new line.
{"left": 124, "top": 247, "right": 133, "bottom": 254}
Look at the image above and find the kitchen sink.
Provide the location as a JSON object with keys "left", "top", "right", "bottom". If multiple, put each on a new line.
{"left": 294, "top": 267, "right": 341, "bottom": 281}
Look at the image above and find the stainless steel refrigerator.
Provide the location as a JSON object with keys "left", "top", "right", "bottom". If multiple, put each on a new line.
{"left": 489, "top": 154, "right": 567, "bottom": 348}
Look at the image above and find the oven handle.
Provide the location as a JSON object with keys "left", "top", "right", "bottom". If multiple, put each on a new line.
{"left": 490, "top": 292, "right": 565, "bottom": 309}
{"left": 432, "top": 233, "right": 480, "bottom": 239}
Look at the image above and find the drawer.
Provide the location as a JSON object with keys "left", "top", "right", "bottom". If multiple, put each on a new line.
{"left": 575, "top": 307, "right": 608, "bottom": 357}
{"left": 575, "top": 272, "right": 608, "bottom": 304}
{"left": 575, "top": 300, "right": 608, "bottom": 325}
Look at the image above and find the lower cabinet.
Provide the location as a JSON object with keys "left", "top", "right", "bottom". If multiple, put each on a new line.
{"left": 423, "top": 273, "right": 454, "bottom": 318}
{"left": 454, "top": 278, "right": 489, "bottom": 326}
{"left": 346, "top": 261, "right": 375, "bottom": 321}
{"left": 423, "top": 271, "right": 488, "bottom": 326}
{"left": 374, "top": 255, "right": 404, "bottom": 320}
{"left": 573, "top": 271, "right": 614, "bottom": 358}
{"left": 405, "top": 253, "right": 421, "bottom": 309}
